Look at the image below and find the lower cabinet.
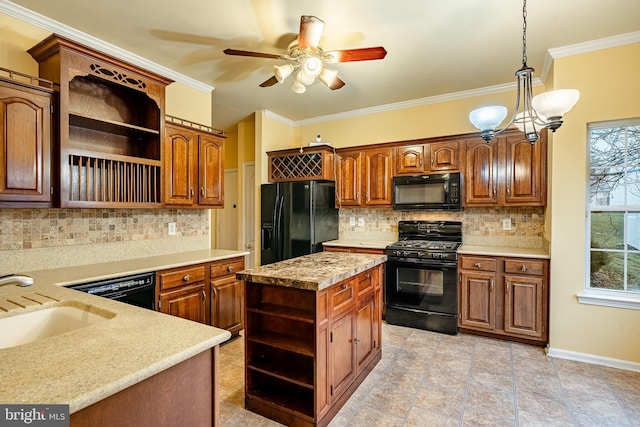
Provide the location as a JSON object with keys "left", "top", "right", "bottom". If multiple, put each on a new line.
{"left": 244, "top": 264, "right": 383, "bottom": 426}
{"left": 156, "top": 256, "right": 245, "bottom": 335}
{"left": 324, "top": 245, "right": 385, "bottom": 255}
{"left": 458, "top": 254, "right": 549, "bottom": 345}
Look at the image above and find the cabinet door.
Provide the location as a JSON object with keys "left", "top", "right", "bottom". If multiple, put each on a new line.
{"left": 504, "top": 274, "right": 545, "bottom": 339}
{"left": 198, "top": 134, "right": 224, "bottom": 207}
{"left": 164, "top": 124, "right": 198, "bottom": 205}
{"left": 428, "top": 141, "right": 460, "bottom": 172}
{"left": 0, "top": 85, "right": 51, "bottom": 204}
{"left": 464, "top": 138, "right": 499, "bottom": 206}
{"left": 395, "top": 145, "right": 425, "bottom": 175}
{"left": 159, "top": 284, "right": 207, "bottom": 324}
{"left": 363, "top": 148, "right": 393, "bottom": 206}
{"left": 459, "top": 270, "right": 496, "bottom": 331}
{"left": 211, "top": 276, "right": 243, "bottom": 335}
{"left": 330, "top": 312, "right": 356, "bottom": 401}
{"left": 336, "top": 151, "right": 362, "bottom": 206}
{"left": 355, "top": 294, "right": 376, "bottom": 373}
{"left": 504, "top": 133, "right": 546, "bottom": 206}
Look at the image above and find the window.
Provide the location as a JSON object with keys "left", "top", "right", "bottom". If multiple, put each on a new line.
{"left": 582, "top": 119, "right": 640, "bottom": 309}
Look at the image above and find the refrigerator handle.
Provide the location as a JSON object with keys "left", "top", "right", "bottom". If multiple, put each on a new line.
{"left": 275, "top": 195, "right": 285, "bottom": 261}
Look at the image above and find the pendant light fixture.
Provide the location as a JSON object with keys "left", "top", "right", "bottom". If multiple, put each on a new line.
{"left": 468, "top": 0, "right": 580, "bottom": 143}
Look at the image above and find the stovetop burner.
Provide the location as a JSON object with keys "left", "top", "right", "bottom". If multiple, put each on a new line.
{"left": 386, "top": 220, "right": 463, "bottom": 262}
{"left": 390, "top": 240, "right": 461, "bottom": 251}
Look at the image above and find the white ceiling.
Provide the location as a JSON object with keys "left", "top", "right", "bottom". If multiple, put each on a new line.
{"left": 5, "top": 0, "right": 640, "bottom": 129}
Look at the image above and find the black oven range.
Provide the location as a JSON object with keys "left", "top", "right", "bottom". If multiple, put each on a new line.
{"left": 385, "top": 220, "right": 462, "bottom": 335}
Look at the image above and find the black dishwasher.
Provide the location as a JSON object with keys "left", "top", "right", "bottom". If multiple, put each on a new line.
{"left": 67, "top": 272, "right": 156, "bottom": 310}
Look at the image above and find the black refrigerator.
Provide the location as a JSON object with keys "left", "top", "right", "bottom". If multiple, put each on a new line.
{"left": 261, "top": 181, "right": 339, "bottom": 265}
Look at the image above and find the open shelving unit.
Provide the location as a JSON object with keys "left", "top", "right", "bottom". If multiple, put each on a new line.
{"left": 28, "top": 34, "right": 172, "bottom": 208}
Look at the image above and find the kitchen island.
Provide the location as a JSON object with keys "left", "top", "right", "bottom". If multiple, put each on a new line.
{"left": 0, "top": 249, "right": 247, "bottom": 426}
{"left": 236, "top": 251, "right": 386, "bottom": 427}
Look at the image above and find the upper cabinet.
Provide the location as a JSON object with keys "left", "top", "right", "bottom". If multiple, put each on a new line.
{"left": 464, "top": 129, "right": 546, "bottom": 207}
{"left": 28, "top": 34, "right": 172, "bottom": 208}
{"left": 164, "top": 118, "right": 225, "bottom": 208}
{"left": 267, "top": 146, "right": 335, "bottom": 182}
{"left": 395, "top": 140, "right": 460, "bottom": 175}
{"left": 336, "top": 147, "right": 393, "bottom": 207}
{"left": 0, "top": 69, "right": 55, "bottom": 207}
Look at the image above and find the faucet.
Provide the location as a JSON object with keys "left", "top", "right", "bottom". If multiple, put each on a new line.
{"left": 0, "top": 274, "right": 34, "bottom": 287}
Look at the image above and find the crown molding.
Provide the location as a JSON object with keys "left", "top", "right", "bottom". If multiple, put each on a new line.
{"left": 264, "top": 110, "right": 295, "bottom": 126}
{"left": 548, "top": 30, "right": 640, "bottom": 59}
{"left": 0, "top": 0, "right": 214, "bottom": 93}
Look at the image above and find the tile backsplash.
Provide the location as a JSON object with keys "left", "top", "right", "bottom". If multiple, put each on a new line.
{"left": 338, "top": 206, "right": 546, "bottom": 248}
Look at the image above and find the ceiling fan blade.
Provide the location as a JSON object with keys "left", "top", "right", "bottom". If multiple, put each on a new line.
{"left": 298, "top": 15, "right": 324, "bottom": 50}
{"left": 259, "top": 76, "right": 279, "bottom": 87}
{"left": 223, "top": 48, "right": 283, "bottom": 59}
{"left": 326, "top": 76, "right": 345, "bottom": 90}
{"left": 324, "top": 47, "right": 387, "bottom": 63}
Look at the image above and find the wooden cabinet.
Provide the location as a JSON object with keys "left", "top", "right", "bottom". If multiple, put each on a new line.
{"left": 210, "top": 257, "right": 244, "bottom": 337}
{"left": 244, "top": 264, "right": 383, "bottom": 426}
{"left": 157, "top": 264, "right": 207, "bottom": 324}
{"left": 267, "top": 146, "right": 335, "bottom": 182}
{"left": 464, "top": 129, "right": 546, "bottom": 207}
{"left": 458, "top": 254, "right": 549, "bottom": 345}
{"left": 336, "top": 147, "right": 393, "bottom": 207}
{"left": 29, "top": 34, "right": 171, "bottom": 208}
{"left": 164, "top": 119, "right": 224, "bottom": 208}
{"left": 395, "top": 140, "right": 460, "bottom": 175}
{"left": 324, "top": 246, "right": 385, "bottom": 255}
{"left": 0, "top": 71, "right": 54, "bottom": 207}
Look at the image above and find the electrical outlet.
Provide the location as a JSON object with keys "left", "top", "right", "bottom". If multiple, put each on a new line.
{"left": 168, "top": 222, "right": 177, "bottom": 235}
{"left": 502, "top": 218, "right": 512, "bottom": 231}
{"left": 349, "top": 217, "right": 356, "bottom": 226}
{"left": 357, "top": 217, "right": 365, "bottom": 227}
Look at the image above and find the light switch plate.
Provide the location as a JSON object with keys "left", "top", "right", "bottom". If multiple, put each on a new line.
{"left": 349, "top": 217, "right": 356, "bottom": 226}
{"left": 502, "top": 218, "right": 512, "bottom": 231}
{"left": 168, "top": 222, "right": 177, "bottom": 235}
{"left": 357, "top": 217, "right": 365, "bottom": 227}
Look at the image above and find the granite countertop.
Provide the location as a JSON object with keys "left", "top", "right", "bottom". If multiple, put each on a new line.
{"left": 236, "top": 251, "right": 387, "bottom": 291}
{"left": 0, "top": 249, "right": 248, "bottom": 413}
{"left": 458, "top": 245, "right": 550, "bottom": 259}
{"left": 322, "top": 239, "right": 395, "bottom": 250}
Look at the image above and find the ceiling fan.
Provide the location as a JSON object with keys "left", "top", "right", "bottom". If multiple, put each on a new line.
{"left": 223, "top": 15, "right": 387, "bottom": 93}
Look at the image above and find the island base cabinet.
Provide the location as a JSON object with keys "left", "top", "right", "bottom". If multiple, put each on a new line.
{"left": 71, "top": 347, "right": 220, "bottom": 427}
{"left": 243, "top": 264, "right": 383, "bottom": 427}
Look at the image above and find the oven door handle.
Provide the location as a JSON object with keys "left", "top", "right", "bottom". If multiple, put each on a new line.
{"left": 389, "top": 305, "right": 458, "bottom": 318}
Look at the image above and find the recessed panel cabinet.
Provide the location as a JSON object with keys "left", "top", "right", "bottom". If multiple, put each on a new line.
{"left": 458, "top": 254, "right": 549, "bottom": 345}
{"left": 395, "top": 140, "right": 460, "bottom": 175}
{"left": 0, "top": 74, "right": 54, "bottom": 207}
{"left": 164, "top": 120, "right": 224, "bottom": 208}
{"left": 336, "top": 147, "right": 392, "bottom": 207}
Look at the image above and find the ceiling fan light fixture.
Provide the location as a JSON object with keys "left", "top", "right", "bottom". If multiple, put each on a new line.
{"left": 302, "top": 56, "right": 323, "bottom": 78}
{"left": 291, "top": 79, "right": 306, "bottom": 94}
{"left": 274, "top": 63, "right": 294, "bottom": 83}
{"left": 295, "top": 69, "right": 315, "bottom": 86}
{"left": 468, "top": 0, "right": 579, "bottom": 143}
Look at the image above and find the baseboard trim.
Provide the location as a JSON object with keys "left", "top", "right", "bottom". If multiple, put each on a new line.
{"left": 546, "top": 347, "right": 640, "bottom": 373}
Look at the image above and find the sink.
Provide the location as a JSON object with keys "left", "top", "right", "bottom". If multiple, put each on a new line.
{"left": 0, "top": 303, "right": 115, "bottom": 349}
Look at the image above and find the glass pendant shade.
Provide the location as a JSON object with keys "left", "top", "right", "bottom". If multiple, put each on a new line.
{"left": 513, "top": 111, "right": 547, "bottom": 132}
{"left": 274, "top": 63, "right": 294, "bottom": 83}
{"left": 303, "top": 57, "right": 323, "bottom": 78}
{"left": 469, "top": 106, "right": 508, "bottom": 131}
{"left": 531, "top": 89, "right": 580, "bottom": 118}
{"left": 295, "top": 69, "right": 315, "bottom": 86}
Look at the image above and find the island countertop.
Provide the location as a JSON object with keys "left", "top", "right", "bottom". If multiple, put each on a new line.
{"left": 236, "top": 251, "right": 387, "bottom": 291}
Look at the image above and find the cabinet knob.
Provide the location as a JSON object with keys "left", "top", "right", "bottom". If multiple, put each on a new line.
{"left": 354, "top": 338, "right": 361, "bottom": 345}
{"left": 474, "top": 262, "right": 482, "bottom": 268}
{"left": 521, "top": 265, "right": 527, "bottom": 272}
{"left": 342, "top": 284, "right": 349, "bottom": 290}
{"left": 183, "top": 274, "right": 191, "bottom": 281}
{"left": 227, "top": 266, "right": 233, "bottom": 272}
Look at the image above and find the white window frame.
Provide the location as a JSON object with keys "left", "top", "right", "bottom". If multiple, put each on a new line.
{"left": 579, "top": 118, "right": 640, "bottom": 310}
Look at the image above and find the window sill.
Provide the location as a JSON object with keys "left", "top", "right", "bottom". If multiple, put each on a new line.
{"left": 577, "top": 291, "right": 640, "bottom": 311}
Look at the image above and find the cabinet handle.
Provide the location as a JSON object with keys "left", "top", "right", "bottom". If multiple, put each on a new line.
{"left": 227, "top": 266, "right": 234, "bottom": 272}
{"left": 521, "top": 265, "right": 527, "bottom": 272}
{"left": 474, "top": 262, "right": 482, "bottom": 268}
{"left": 183, "top": 274, "right": 191, "bottom": 282}
{"left": 490, "top": 279, "right": 493, "bottom": 291}
{"left": 201, "top": 289, "right": 206, "bottom": 303}
{"left": 201, "top": 187, "right": 205, "bottom": 196}
{"left": 190, "top": 188, "right": 194, "bottom": 197}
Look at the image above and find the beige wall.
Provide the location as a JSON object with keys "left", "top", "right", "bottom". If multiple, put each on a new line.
{"left": 548, "top": 43, "right": 640, "bottom": 363}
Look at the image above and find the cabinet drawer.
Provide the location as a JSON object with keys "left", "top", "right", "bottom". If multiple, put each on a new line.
{"left": 355, "top": 270, "right": 374, "bottom": 298}
{"left": 330, "top": 280, "right": 355, "bottom": 318}
{"left": 460, "top": 256, "right": 497, "bottom": 272}
{"left": 211, "top": 257, "right": 245, "bottom": 277}
{"left": 504, "top": 259, "right": 545, "bottom": 276}
{"left": 159, "top": 265, "right": 206, "bottom": 291}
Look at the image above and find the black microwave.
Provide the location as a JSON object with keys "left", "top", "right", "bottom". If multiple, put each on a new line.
{"left": 392, "top": 172, "right": 462, "bottom": 211}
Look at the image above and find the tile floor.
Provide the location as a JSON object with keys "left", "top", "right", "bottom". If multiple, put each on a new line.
{"left": 218, "top": 323, "right": 640, "bottom": 426}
